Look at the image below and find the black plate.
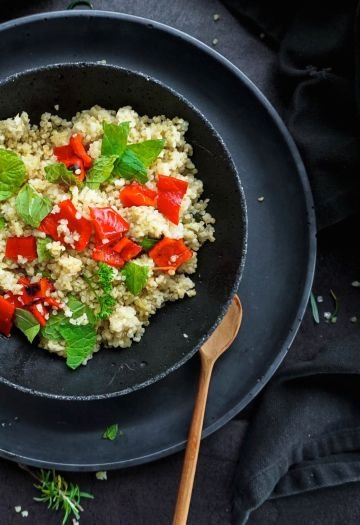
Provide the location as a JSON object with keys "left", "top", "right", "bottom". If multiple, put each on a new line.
{"left": 0, "top": 11, "right": 316, "bottom": 470}
{"left": 0, "top": 63, "right": 246, "bottom": 399}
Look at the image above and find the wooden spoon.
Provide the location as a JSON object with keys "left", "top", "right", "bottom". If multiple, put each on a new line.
{"left": 172, "top": 295, "right": 243, "bottom": 525}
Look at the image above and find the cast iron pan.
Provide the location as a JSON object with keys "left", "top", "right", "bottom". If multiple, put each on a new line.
{"left": 0, "top": 11, "right": 316, "bottom": 470}
{"left": 0, "top": 63, "right": 247, "bottom": 400}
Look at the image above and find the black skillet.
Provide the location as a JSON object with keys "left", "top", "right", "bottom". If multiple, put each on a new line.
{"left": 0, "top": 63, "right": 247, "bottom": 400}
{"left": 0, "top": 11, "right": 315, "bottom": 470}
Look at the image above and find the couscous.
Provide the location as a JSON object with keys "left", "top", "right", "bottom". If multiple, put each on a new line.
{"left": 0, "top": 106, "right": 215, "bottom": 369}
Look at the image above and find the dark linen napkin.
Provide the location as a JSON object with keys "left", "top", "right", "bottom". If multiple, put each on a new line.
{"left": 219, "top": 1, "right": 360, "bottom": 523}
{"left": 233, "top": 334, "right": 360, "bottom": 524}
{"left": 223, "top": 0, "right": 360, "bottom": 230}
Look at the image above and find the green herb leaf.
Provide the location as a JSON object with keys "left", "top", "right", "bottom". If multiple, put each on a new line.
{"left": 37, "top": 237, "right": 52, "bottom": 263}
{"left": 127, "top": 139, "right": 165, "bottom": 167}
{"left": 113, "top": 149, "right": 148, "bottom": 184}
{"left": 85, "top": 155, "right": 117, "bottom": 189}
{"left": 140, "top": 237, "right": 158, "bottom": 252}
{"left": 122, "top": 262, "right": 149, "bottom": 295}
{"left": 102, "top": 424, "right": 119, "bottom": 441}
{"left": 60, "top": 323, "right": 97, "bottom": 370}
{"left": 14, "top": 308, "right": 40, "bottom": 343}
{"left": 31, "top": 468, "right": 93, "bottom": 524}
{"left": 0, "top": 149, "right": 26, "bottom": 201}
{"left": 97, "top": 262, "right": 116, "bottom": 320}
{"left": 45, "top": 162, "right": 81, "bottom": 187}
{"left": 15, "top": 184, "right": 52, "bottom": 227}
{"left": 330, "top": 289, "right": 339, "bottom": 323}
{"left": 0, "top": 217, "right": 5, "bottom": 229}
{"left": 310, "top": 291, "right": 320, "bottom": 324}
{"left": 101, "top": 122, "right": 129, "bottom": 157}
{"left": 42, "top": 296, "right": 95, "bottom": 341}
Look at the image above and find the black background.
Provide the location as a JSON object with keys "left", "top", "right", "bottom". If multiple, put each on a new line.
{"left": 0, "top": 1, "right": 359, "bottom": 524}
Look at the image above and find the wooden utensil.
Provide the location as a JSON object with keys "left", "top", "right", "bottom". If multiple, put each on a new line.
{"left": 172, "top": 295, "right": 243, "bottom": 525}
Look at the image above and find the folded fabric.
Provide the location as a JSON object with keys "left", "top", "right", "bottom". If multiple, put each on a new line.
{"left": 232, "top": 334, "right": 360, "bottom": 524}
{"left": 222, "top": 0, "right": 360, "bottom": 230}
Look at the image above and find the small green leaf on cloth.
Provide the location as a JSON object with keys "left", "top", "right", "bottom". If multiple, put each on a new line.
{"left": 14, "top": 308, "right": 41, "bottom": 343}
{"left": 330, "top": 289, "right": 339, "bottom": 323}
{"left": 310, "top": 291, "right": 320, "bottom": 324}
{"left": 0, "top": 217, "right": 5, "bottom": 229}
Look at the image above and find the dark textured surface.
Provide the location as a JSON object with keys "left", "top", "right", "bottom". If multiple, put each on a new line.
{"left": 0, "top": 2, "right": 355, "bottom": 525}
{"left": 223, "top": 0, "right": 360, "bottom": 231}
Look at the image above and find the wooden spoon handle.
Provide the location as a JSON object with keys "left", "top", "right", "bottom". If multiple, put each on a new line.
{"left": 172, "top": 356, "right": 214, "bottom": 525}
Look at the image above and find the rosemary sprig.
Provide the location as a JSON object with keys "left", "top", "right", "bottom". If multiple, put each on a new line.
{"left": 310, "top": 291, "right": 320, "bottom": 324}
{"left": 19, "top": 465, "right": 93, "bottom": 524}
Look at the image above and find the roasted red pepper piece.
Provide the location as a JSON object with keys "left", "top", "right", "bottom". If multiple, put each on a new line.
{"left": 120, "top": 182, "right": 157, "bottom": 207}
{"left": 53, "top": 144, "right": 73, "bottom": 161}
{"left": 5, "top": 236, "right": 37, "bottom": 262}
{"left": 113, "top": 237, "right": 142, "bottom": 262}
{"left": 69, "top": 134, "right": 93, "bottom": 169}
{"left": 7, "top": 277, "right": 52, "bottom": 307}
{"left": 4, "top": 291, "right": 23, "bottom": 308}
{"left": 39, "top": 200, "right": 92, "bottom": 251}
{"left": 89, "top": 207, "right": 129, "bottom": 243}
{"left": 0, "top": 296, "right": 16, "bottom": 336}
{"left": 148, "top": 237, "right": 192, "bottom": 270}
{"left": 156, "top": 175, "right": 188, "bottom": 225}
{"left": 43, "top": 297, "right": 62, "bottom": 310}
{"left": 28, "top": 303, "right": 47, "bottom": 327}
{"left": 92, "top": 246, "right": 125, "bottom": 268}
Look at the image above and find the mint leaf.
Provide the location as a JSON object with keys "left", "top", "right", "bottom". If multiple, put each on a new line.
{"left": 14, "top": 308, "right": 40, "bottom": 343}
{"left": 45, "top": 162, "right": 81, "bottom": 187}
{"left": 0, "top": 217, "right": 5, "bottom": 229}
{"left": 86, "top": 155, "right": 117, "bottom": 189}
{"left": 42, "top": 296, "right": 95, "bottom": 341}
{"left": 140, "top": 237, "right": 157, "bottom": 252}
{"left": 0, "top": 149, "right": 26, "bottom": 201}
{"left": 37, "top": 237, "right": 52, "bottom": 262}
{"left": 15, "top": 184, "right": 52, "bottom": 227}
{"left": 122, "top": 262, "right": 149, "bottom": 295}
{"left": 127, "top": 139, "right": 165, "bottom": 167}
{"left": 102, "top": 423, "right": 119, "bottom": 441}
{"left": 113, "top": 149, "right": 148, "bottom": 184}
{"left": 101, "top": 122, "right": 129, "bottom": 157}
{"left": 59, "top": 323, "right": 97, "bottom": 370}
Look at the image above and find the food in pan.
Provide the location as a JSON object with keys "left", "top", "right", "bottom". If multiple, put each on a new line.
{"left": 0, "top": 106, "right": 215, "bottom": 369}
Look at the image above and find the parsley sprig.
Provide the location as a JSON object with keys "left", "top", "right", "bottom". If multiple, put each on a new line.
{"left": 97, "top": 262, "right": 117, "bottom": 319}
{"left": 83, "top": 262, "right": 116, "bottom": 320}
